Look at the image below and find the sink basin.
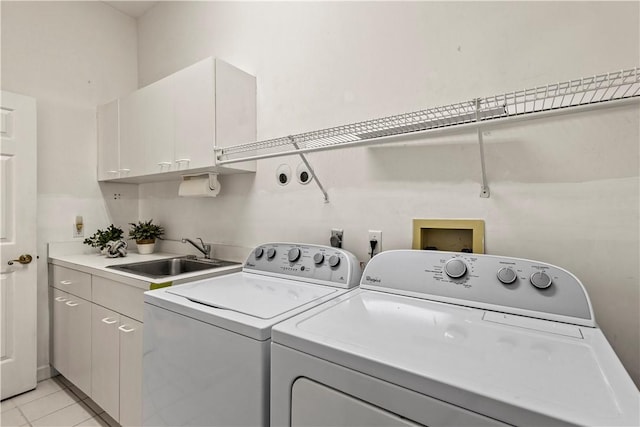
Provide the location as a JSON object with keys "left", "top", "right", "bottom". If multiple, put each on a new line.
{"left": 107, "top": 257, "right": 240, "bottom": 279}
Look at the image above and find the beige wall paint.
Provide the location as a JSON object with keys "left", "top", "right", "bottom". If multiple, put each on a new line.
{"left": 1, "top": 1, "right": 139, "bottom": 378}
{"left": 136, "top": 1, "right": 640, "bottom": 386}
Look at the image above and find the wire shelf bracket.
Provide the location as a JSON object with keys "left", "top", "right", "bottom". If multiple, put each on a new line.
{"left": 290, "top": 136, "right": 329, "bottom": 203}
{"left": 218, "top": 67, "right": 640, "bottom": 199}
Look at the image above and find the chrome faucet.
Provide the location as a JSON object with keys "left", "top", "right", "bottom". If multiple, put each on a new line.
{"left": 182, "top": 237, "right": 212, "bottom": 259}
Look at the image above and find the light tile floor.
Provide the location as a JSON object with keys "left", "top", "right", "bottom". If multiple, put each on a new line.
{"left": 1, "top": 376, "right": 118, "bottom": 427}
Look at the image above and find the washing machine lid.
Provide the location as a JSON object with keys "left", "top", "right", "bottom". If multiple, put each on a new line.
{"left": 166, "top": 273, "right": 338, "bottom": 319}
{"left": 272, "top": 289, "right": 640, "bottom": 426}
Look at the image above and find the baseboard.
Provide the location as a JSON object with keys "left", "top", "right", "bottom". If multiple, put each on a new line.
{"left": 37, "top": 365, "right": 55, "bottom": 382}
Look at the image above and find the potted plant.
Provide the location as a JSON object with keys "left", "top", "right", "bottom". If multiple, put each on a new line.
{"left": 83, "top": 224, "right": 125, "bottom": 253}
{"left": 129, "top": 219, "right": 165, "bottom": 254}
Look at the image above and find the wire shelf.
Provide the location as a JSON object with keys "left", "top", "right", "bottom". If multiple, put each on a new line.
{"left": 218, "top": 67, "right": 640, "bottom": 163}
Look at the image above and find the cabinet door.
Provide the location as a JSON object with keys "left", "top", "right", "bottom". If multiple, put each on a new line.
{"left": 118, "top": 91, "right": 145, "bottom": 178}
{"left": 50, "top": 288, "right": 69, "bottom": 378}
{"left": 173, "top": 57, "right": 215, "bottom": 171}
{"left": 138, "top": 80, "right": 174, "bottom": 175}
{"left": 97, "top": 100, "right": 120, "bottom": 181}
{"left": 119, "top": 316, "right": 143, "bottom": 427}
{"left": 91, "top": 304, "right": 120, "bottom": 421}
{"left": 65, "top": 295, "right": 92, "bottom": 395}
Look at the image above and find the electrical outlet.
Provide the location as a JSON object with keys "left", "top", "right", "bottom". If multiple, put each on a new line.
{"left": 368, "top": 230, "right": 382, "bottom": 257}
{"left": 330, "top": 229, "right": 343, "bottom": 248}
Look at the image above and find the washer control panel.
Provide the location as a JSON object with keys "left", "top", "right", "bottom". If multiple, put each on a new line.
{"left": 361, "top": 250, "right": 594, "bottom": 326}
{"left": 244, "top": 243, "right": 361, "bottom": 289}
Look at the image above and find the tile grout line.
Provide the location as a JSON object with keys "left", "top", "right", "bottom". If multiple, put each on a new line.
{"left": 15, "top": 404, "right": 33, "bottom": 427}
{"left": 26, "top": 399, "right": 79, "bottom": 424}
{"left": 71, "top": 413, "right": 96, "bottom": 427}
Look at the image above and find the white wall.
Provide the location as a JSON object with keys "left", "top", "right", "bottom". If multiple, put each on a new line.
{"left": 137, "top": 1, "right": 640, "bottom": 386}
{"left": 1, "top": 1, "right": 139, "bottom": 378}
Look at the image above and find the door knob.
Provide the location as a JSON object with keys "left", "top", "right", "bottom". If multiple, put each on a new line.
{"left": 8, "top": 254, "right": 33, "bottom": 265}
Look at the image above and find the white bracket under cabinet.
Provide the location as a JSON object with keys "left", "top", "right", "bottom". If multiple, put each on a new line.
{"left": 97, "top": 57, "right": 256, "bottom": 184}
{"left": 217, "top": 67, "right": 640, "bottom": 199}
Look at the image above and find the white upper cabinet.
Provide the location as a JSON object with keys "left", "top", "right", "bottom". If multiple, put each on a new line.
{"left": 172, "top": 58, "right": 216, "bottom": 172}
{"left": 97, "top": 57, "right": 256, "bottom": 182}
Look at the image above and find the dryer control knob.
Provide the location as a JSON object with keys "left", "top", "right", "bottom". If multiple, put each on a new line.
{"left": 497, "top": 267, "right": 517, "bottom": 285}
{"left": 313, "top": 253, "right": 325, "bottom": 264}
{"left": 254, "top": 247, "right": 264, "bottom": 259}
{"left": 328, "top": 255, "right": 341, "bottom": 268}
{"left": 288, "top": 248, "right": 301, "bottom": 263}
{"left": 267, "top": 248, "right": 277, "bottom": 259}
{"left": 530, "top": 271, "right": 552, "bottom": 289}
{"left": 444, "top": 259, "right": 467, "bottom": 279}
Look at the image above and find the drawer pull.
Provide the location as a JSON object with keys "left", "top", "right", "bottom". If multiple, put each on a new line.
{"left": 118, "top": 325, "right": 135, "bottom": 333}
{"left": 55, "top": 296, "right": 67, "bottom": 302}
{"left": 101, "top": 317, "right": 118, "bottom": 325}
{"left": 65, "top": 301, "right": 79, "bottom": 307}
{"left": 60, "top": 280, "right": 72, "bottom": 285}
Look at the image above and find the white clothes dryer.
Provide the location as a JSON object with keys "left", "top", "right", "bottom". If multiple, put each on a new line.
{"left": 142, "top": 243, "right": 361, "bottom": 427}
{"left": 271, "top": 250, "right": 639, "bottom": 427}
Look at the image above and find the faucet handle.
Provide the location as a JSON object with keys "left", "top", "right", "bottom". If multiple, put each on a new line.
{"left": 197, "top": 238, "right": 212, "bottom": 259}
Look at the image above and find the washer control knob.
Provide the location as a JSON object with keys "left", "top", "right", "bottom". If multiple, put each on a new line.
{"left": 266, "top": 248, "right": 277, "bottom": 259}
{"left": 313, "top": 253, "right": 325, "bottom": 265}
{"left": 530, "top": 271, "right": 552, "bottom": 289}
{"left": 497, "top": 267, "right": 517, "bottom": 285}
{"left": 328, "top": 255, "right": 341, "bottom": 268}
{"left": 288, "top": 248, "right": 301, "bottom": 263}
{"left": 254, "top": 247, "right": 264, "bottom": 259}
{"left": 444, "top": 258, "right": 467, "bottom": 279}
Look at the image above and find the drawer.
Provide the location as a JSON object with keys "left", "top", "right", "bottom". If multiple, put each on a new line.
{"left": 51, "top": 265, "right": 92, "bottom": 300}
{"left": 92, "top": 276, "right": 145, "bottom": 322}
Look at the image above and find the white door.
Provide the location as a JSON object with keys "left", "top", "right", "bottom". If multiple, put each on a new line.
{"left": 0, "top": 90, "right": 37, "bottom": 400}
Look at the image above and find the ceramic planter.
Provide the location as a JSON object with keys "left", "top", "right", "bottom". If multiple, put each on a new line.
{"left": 136, "top": 239, "right": 156, "bottom": 254}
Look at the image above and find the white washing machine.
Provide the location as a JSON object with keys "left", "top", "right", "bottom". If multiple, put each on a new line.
{"left": 271, "top": 250, "right": 640, "bottom": 426}
{"left": 142, "top": 243, "right": 361, "bottom": 426}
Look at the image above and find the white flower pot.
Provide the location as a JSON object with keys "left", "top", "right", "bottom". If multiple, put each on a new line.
{"left": 136, "top": 240, "right": 156, "bottom": 254}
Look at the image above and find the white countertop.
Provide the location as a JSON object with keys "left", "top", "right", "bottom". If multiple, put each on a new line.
{"left": 48, "top": 243, "right": 243, "bottom": 289}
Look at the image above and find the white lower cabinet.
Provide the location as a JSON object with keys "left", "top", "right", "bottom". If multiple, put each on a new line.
{"left": 91, "top": 304, "right": 143, "bottom": 427}
{"left": 119, "top": 316, "right": 143, "bottom": 427}
{"left": 91, "top": 305, "right": 121, "bottom": 420}
{"left": 50, "top": 265, "right": 145, "bottom": 427}
{"left": 50, "top": 287, "right": 92, "bottom": 396}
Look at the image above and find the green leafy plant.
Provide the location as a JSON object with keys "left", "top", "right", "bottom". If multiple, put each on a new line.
{"left": 83, "top": 224, "right": 124, "bottom": 250}
{"left": 128, "top": 219, "right": 165, "bottom": 242}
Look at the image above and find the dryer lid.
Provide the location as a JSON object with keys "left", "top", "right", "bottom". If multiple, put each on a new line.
{"left": 167, "top": 274, "right": 337, "bottom": 319}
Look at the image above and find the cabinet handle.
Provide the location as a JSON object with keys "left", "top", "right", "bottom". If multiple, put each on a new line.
{"left": 60, "top": 280, "right": 72, "bottom": 285}
{"left": 158, "top": 161, "right": 172, "bottom": 171}
{"left": 101, "top": 317, "right": 118, "bottom": 325}
{"left": 118, "top": 325, "right": 135, "bottom": 333}
{"left": 55, "top": 296, "right": 67, "bottom": 302}
{"left": 65, "top": 301, "right": 79, "bottom": 307}
{"left": 107, "top": 170, "right": 119, "bottom": 175}
{"left": 175, "top": 159, "right": 190, "bottom": 170}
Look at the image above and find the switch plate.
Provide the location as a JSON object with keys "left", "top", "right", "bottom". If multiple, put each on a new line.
{"left": 368, "top": 230, "right": 381, "bottom": 257}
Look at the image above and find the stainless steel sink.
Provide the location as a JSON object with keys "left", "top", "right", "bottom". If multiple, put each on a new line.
{"left": 107, "top": 257, "right": 241, "bottom": 279}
